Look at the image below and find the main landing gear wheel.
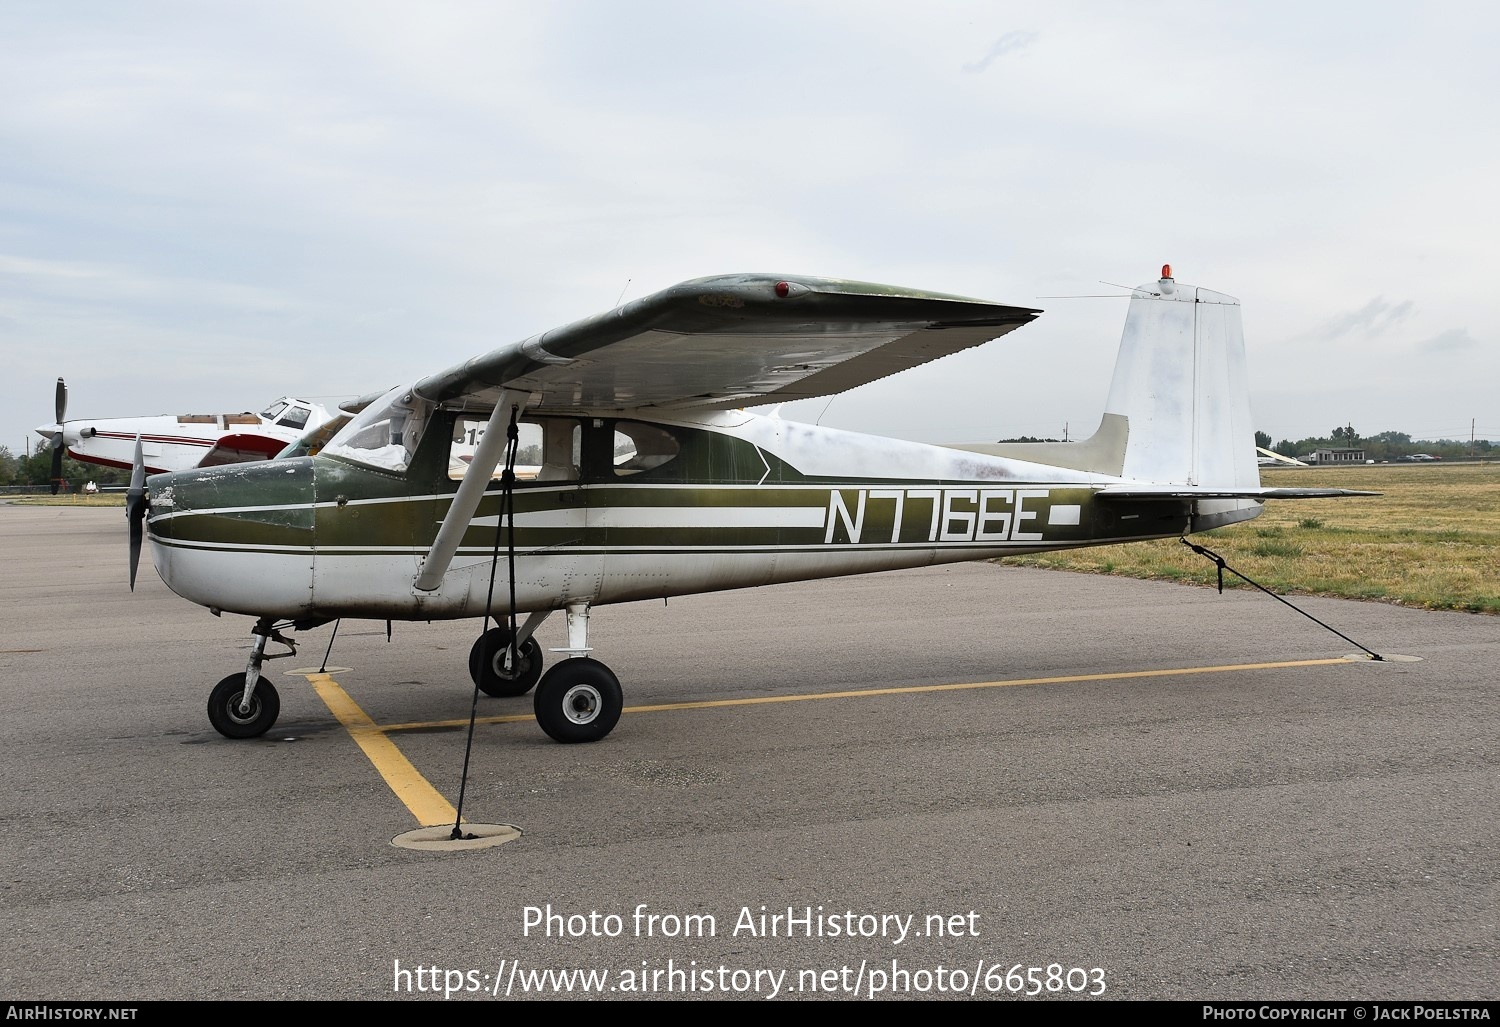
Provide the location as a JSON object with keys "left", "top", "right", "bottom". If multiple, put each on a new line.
{"left": 207, "top": 673, "right": 281, "bottom": 739}
{"left": 469, "top": 627, "right": 545, "bottom": 697}
{"left": 533, "top": 658, "right": 622, "bottom": 744}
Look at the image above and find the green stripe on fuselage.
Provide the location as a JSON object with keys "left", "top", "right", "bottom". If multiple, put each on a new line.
{"left": 149, "top": 455, "right": 1190, "bottom": 555}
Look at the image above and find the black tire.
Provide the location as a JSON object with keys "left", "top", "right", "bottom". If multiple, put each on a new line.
{"left": 533, "top": 659, "right": 622, "bottom": 744}
{"left": 468, "top": 627, "right": 545, "bottom": 697}
{"left": 207, "top": 673, "right": 280, "bottom": 739}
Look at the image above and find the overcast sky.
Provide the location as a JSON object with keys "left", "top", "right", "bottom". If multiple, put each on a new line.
{"left": 5, "top": 1, "right": 1497, "bottom": 459}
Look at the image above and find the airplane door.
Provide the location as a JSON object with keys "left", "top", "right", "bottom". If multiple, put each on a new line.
{"left": 439, "top": 414, "right": 595, "bottom": 615}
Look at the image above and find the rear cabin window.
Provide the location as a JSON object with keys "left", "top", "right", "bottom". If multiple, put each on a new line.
{"left": 603, "top": 420, "right": 762, "bottom": 483}
{"left": 612, "top": 422, "right": 681, "bottom": 477}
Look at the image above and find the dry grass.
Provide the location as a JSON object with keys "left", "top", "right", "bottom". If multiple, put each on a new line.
{"left": 1003, "top": 462, "right": 1500, "bottom": 614}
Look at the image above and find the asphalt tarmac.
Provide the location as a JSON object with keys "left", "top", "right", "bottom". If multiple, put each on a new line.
{"left": 2, "top": 504, "right": 1496, "bottom": 1002}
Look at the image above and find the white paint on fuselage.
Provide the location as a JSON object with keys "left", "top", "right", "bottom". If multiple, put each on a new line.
{"left": 147, "top": 409, "right": 1142, "bottom": 621}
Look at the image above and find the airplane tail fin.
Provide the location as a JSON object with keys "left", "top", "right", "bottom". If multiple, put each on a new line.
{"left": 945, "top": 267, "right": 1264, "bottom": 530}
{"left": 1099, "top": 266, "right": 1262, "bottom": 528}
{"left": 940, "top": 266, "right": 1264, "bottom": 527}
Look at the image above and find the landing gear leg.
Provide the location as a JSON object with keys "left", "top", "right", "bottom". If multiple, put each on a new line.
{"left": 207, "top": 618, "right": 297, "bottom": 739}
{"left": 532, "top": 602, "right": 623, "bottom": 743}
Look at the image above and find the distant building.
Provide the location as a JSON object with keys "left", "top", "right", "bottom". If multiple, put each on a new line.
{"left": 1305, "top": 447, "right": 1366, "bottom": 464}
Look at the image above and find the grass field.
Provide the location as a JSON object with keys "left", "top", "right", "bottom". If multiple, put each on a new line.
{"left": 1002, "top": 462, "right": 1500, "bottom": 615}
{"left": 12, "top": 463, "right": 1499, "bottom": 614}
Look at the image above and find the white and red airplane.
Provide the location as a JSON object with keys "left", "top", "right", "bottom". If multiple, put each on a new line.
{"left": 35, "top": 379, "right": 338, "bottom": 491}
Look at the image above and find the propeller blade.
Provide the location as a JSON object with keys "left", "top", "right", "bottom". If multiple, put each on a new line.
{"left": 126, "top": 436, "right": 146, "bottom": 591}
{"left": 49, "top": 378, "right": 68, "bottom": 495}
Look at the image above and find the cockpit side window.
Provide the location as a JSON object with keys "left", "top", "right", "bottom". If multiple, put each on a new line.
{"left": 261, "top": 400, "right": 289, "bottom": 420}
{"left": 448, "top": 415, "right": 581, "bottom": 483}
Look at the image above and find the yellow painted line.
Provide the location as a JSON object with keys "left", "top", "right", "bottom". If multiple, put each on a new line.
{"left": 304, "top": 673, "right": 460, "bottom": 828}
{"left": 621, "top": 657, "right": 1353, "bottom": 712}
{"left": 376, "top": 657, "right": 1352, "bottom": 732}
{"left": 302, "top": 658, "right": 1357, "bottom": 827}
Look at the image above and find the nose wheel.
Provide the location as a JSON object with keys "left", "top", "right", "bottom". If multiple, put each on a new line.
{"left": 207, "top": 618, "right": 296, "bottom": 739}
{"left": 208, "top": 673, "right": 281, "bottom": 739}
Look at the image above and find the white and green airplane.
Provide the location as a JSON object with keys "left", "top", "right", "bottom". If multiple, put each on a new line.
{"left": 133, "top": 266, "right": 1375, "bottom": 744}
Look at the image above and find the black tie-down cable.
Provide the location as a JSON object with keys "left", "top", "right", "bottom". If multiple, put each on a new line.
{"left": 451, "top": 406, "right": 522, "bottom": 841}
{"left": 1179, "top": 538, "right": 1384, "bottom": 661}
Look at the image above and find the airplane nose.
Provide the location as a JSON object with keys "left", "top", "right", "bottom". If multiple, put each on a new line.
{"left": 35, "top": 425, "right": 86, "bottom": 447}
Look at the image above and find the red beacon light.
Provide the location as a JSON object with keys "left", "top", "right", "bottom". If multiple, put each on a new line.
{"left": 1158, "top": 264, "right": 1176, "bottom": 296}
{"left": 774, "top": 281, "right": 790, "bottom": 298}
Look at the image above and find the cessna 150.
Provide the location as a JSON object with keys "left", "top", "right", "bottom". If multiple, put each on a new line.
{"left": 36, "top": 380, "right": 337, "bottom": 491}
{"left": 133, "top": 266, "right": 1375, "bottom": 744}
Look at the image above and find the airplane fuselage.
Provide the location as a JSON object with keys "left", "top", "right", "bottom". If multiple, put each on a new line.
{"left": 144, "top": 408, "right": 1197, "bottom": 623}
{"left": 38, "top": 398, "right": 334, "bottom": 475}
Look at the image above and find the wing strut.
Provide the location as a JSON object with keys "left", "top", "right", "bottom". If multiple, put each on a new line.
{"left": 414, "top": 389, "right": 532, "bottom": 593}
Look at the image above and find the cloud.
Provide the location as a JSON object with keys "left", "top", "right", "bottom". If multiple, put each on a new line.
{"left": 1315, "top": 297, "right": 1416, "bottom": 339}
{"left": 1420, "top": 327, "right": 1479, "bottom": 352}
{"left": 962, "top": 31, "right": 1038, "bottom": 74}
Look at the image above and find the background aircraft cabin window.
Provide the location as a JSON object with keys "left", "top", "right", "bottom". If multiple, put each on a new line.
{"left": 260, "top": 400, "right": 289, "bottom": 421}
{"left": 612, "top": 421, "right": 681, "bottom": 476}
{"left": 276, "top": 405, "right": 311, "bottom": 430}
{"left": 449, "top": 416, "right": 580, "bottom": 483}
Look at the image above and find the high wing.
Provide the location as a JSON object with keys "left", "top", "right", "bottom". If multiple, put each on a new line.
{"left": 411, "top": 273, "right": 1040, "bottom": 414}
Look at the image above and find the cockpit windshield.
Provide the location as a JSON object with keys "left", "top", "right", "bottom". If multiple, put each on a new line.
{"left": 260, "top": 400, "right": 289, "bottom": 420}
{"left": 321, "top": 386, "right": 431, "bottom": 474}
{"left": 276, "top": 404, "right": 311, "bottom": 430}
{"left": 276, "top": 413, "right": 352, "bottom": 460}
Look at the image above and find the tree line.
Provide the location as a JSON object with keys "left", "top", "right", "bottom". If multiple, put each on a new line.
{"left": 1257, "top": 428, "right": 1493, "bottom": 462}
{"left": 0, "top": 448, "right": 131, "bottom": 490}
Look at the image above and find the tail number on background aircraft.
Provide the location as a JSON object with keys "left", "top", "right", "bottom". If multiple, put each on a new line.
{"left": 825, "top": 488, "right": 1077, "bottom": 545}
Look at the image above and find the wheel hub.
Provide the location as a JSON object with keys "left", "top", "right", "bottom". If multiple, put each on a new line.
{"left": 561, "top": 684, "right": 602, "bottom": 725}
{"left": 230, "top": 692, "right": 261, "bottom": 723}
{"left": 492, "top": 648, "right": 530, "bottom": 680}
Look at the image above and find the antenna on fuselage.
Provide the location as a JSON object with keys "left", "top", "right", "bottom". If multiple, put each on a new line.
{"left": 814, "top": 395, "right": 837, "bottom": 426}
